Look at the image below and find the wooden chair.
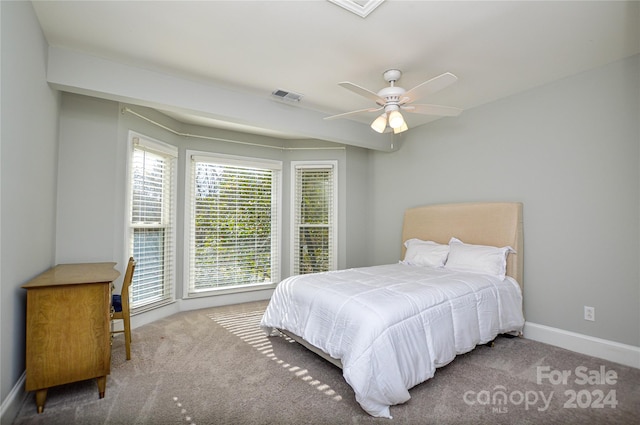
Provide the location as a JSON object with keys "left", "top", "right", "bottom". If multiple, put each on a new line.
{"left": 111, "top": 257, "right": 135, "bottom": 360}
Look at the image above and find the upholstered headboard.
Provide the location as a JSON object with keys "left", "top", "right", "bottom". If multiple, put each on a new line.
{"left": 401, "top": 202, "right": 523, "bottom": 290}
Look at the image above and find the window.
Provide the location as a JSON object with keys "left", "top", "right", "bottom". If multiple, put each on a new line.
{"left": 291, "top": 161, "right": 337, "bottom": 275}
{"left": 127, "top": 133, "right": 177, "bottom": 310}
{"left": 186, "top": 152, "right": 281, "bottom": 294}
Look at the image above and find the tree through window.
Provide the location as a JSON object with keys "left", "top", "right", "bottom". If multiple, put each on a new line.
{"left": 128, "top": 133, "right": 177, "bottom": 309}
{"left": 187, "top": 153, "right": 281, "bottom": 293}
{"left": 292, "top": 162, "right": 337, "bottom": 275}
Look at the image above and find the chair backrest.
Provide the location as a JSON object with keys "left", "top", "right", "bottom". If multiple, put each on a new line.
{"left": 120, "top": 257, "right": 136, "bottom": 307}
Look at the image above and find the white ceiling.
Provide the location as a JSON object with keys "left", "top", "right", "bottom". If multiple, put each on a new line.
{"left": 32, "top": 0, "right": 640, "bottom": 140}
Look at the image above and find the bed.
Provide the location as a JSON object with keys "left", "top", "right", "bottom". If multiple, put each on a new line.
{"left": 260, "top": 202, "right": 525, "bottom": 418}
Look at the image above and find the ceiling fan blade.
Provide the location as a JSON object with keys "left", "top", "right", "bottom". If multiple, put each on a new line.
{"left": 401, "top": 72, "right": 458, "bottom": 104}
{"left": 401, "top": 104, "right": 463, "bottom": 117}
{"left": 338, "top": 82, "right": 386, "bottom": 105}
{"left": 324, "top": 106, "right": 383, "bottom": 120}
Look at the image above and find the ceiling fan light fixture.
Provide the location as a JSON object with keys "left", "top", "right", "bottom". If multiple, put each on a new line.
{"left": 370, "top": 113, "right": 387, "bottom": 133}
{"left": 393, "top": 121, "right": 409, "bottom": 134}
{"left": 388, "top": 110, "right": 405, "bottom": 129}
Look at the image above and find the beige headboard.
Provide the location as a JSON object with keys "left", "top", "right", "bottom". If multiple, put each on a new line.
{"left": 401, "top": 202, "right": 523, "bottom": 290}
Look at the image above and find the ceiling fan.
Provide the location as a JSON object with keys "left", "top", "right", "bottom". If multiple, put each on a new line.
{"left": 324, "top": 69, "right": 462, "bottom": 134}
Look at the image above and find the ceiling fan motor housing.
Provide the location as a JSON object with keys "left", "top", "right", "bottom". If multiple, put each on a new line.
{"left": 377, "top": 86, "right": 406, "bottom": 106}
{"left": 377, "top": 69, "right": 406, "bottom": 106}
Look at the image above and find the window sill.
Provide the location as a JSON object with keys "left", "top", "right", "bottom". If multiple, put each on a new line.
{"left": 131, "top": 298, "right": 176, "bottom": 316}
{"left": 186, "top": 282, "right": 277, "bottom": 299}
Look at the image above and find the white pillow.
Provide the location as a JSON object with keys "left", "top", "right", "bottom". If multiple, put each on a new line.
{"left": 444, "top": 237, "right": 514, "bottom": 279}
{"left": 402, "top": 239, "right": 449, "bottom": 268}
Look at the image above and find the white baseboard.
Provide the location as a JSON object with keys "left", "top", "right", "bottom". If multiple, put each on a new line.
{"left": 0, "top": 371, "right": 27, "bottom": 425}
{"left": 129, "top": 289, "right": 274, "bottom": 331}
{"left": 523, "top": 322, "right": 640, "bottom": 369}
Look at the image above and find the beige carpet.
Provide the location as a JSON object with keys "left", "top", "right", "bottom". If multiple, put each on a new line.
{"left": 11, "top": 301, "right": 640, "bottom": 424}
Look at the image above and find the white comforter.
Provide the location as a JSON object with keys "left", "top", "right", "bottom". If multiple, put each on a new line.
{"left": 260, "top": 263, "right": 524, "bottom": 418}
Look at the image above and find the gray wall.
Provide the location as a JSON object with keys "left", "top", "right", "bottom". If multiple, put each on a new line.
{"left": 55, "top": 94, "right": 122, "bottom": 264}
{"left": 368, "top": 55, "right": 640, "bottom": 347}
{"left": 344, "top": 147, "right": 372, "bottom": 268}
{"left": 1, "top": 0, "right": 59, "bottom": 410}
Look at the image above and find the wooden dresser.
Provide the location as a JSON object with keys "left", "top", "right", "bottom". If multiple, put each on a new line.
{"left": 22, "top": 262, "right": 120, "bottom": 413}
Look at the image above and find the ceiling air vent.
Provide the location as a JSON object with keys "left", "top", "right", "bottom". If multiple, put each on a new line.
{"left": 271, "top": 89, "right": 304, "bottom": 102}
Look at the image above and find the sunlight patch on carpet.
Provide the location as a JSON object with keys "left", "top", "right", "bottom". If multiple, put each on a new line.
{"left": 208, "top": 309, "right": 343, "bottom": 402}
{"left": 172, "top": 396, "right": 196, "bottom": 425}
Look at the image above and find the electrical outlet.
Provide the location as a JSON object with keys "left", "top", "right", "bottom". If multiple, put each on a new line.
{"left": 584, "top": 306, "right": 595, "bottom": 321}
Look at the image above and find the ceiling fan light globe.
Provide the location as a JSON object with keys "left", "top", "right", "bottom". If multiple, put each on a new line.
{"left": 388, "top": 110, "right": 405, "bottom": 129}
{"left": 370, "top": 114, "right": 388, "bottom": 133}
{"left": 393, "top": 121, "right": 409, "bottom": 134}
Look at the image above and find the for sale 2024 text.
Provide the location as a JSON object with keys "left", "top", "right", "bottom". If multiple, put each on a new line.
{"left": 537, "top": 365, "right": 618, "bottom": 409}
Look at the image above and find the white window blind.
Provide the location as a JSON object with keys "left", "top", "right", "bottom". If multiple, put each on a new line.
{"left": 129, "top": 135, "right": 177, "bottom": 310}
{"left": 292, "top": 162, "right": 337, "bottom": 275}
{"left": 187, "top": 153, "right": 281, "bottom": 293}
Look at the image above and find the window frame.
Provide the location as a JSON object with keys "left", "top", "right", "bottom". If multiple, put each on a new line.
{"left": 183, "top": 150, "right": 282, "bottom": 298}
{"left": 125, "top": 131, "right": 178, "bottom": 312}
{"left": 290, "top": 160, "right": 338, "bottom": 276}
